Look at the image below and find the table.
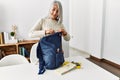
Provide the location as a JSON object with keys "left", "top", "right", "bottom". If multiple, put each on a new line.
{"left": 0, "top": 56, "right": 119, "bottom": 80}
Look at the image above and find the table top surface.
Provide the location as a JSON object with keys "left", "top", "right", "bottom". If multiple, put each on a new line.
{"left": 0, "top": 56, "right": 119, "bottom": 80}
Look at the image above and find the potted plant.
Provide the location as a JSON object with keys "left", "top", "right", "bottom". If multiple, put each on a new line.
{"left": 10, "top": 32, "right": 15, "bottom": 40}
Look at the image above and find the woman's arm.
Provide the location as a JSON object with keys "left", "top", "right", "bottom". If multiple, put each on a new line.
{"left": 29, "top": 19, "right": 45, "bottom": 38}
{"left": 63, "top": 32, "right": 70, "bottom": 41}
{"left": 59, "top": 24, "right": 70, "bottom": 41}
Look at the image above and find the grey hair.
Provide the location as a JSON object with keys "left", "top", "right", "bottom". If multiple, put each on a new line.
{"left": 48, "top": 0, "right": 63, "bottom": 24}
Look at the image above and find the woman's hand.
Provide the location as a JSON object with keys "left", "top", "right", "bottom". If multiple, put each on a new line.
{"left": 45, "top": 29, "right": 55, "bottom": 35}
{"left": 58, "top": 29, "right": 67, "bottom": 36}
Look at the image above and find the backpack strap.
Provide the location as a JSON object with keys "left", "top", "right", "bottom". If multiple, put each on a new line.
{"left": 37, "top": 40, "right": 46, "bottom": 74}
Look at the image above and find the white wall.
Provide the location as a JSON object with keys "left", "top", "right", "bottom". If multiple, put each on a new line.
{"left": 70, "top": 0, "right": 120, "bottom": 64}
{"left": 103, "top": 0, "right": 120, "bottom": 64}
{"left": 0, "top": 0, "right": 52, "bottom": 39}
{"left": 0, "top": 0, "right": 69, "bottom": 57}
{"left": 88, "top": 0, "right": 104, "bottom": 58}
{"left": 70, "top": 0, "right": 103, "bottom": 58}
{"left": 69, "top": 0, "right": 91, "bottom": 53}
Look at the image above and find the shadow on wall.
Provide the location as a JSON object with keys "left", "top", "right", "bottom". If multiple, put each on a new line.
{"left": 0, "top": 5, "right": 6, "bottom": 32}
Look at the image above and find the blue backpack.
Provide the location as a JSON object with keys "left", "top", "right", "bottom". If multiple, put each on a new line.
{"left": 37, "top": 32, "right": 65, "bottom": 74}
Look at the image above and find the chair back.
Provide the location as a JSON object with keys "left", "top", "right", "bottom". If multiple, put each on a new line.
{"left": 0, "top": 54, "right": 29, "bottom": 67}
{"left": 30, "top": 43, "right": 38, "bottom": 64}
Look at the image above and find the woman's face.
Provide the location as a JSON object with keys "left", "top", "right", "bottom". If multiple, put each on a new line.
{"left": 50, "top": 3, "right": 59, "bottom": 20}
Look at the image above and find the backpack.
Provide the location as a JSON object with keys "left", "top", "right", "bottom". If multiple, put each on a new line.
{"left": 37, "top": 32, "right": 64, "bottom": 74}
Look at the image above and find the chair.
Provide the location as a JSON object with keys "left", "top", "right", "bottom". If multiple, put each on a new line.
{"left": 0, "top": 54, "right": 29, "bottom": 67}
{"left": 30, "top": 43, "right": 39, "bottom": 64}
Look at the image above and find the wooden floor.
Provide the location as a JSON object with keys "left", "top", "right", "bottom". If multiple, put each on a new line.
{"left": 87, "top": 58, "right": 120, "bottom": 77}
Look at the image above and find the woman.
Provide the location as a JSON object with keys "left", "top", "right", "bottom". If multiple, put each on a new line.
{"left": 29, "top": 1, "right": 70, "bottom": 41}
